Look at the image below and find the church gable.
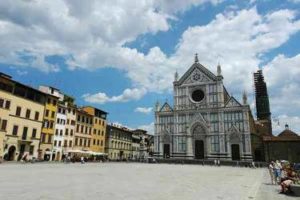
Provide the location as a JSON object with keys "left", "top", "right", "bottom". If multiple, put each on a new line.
{"left": 159, "top": 102, "right": 173, "bottom": 112}
{"left": 190, "top": 112, "right": 207, "bottom": 126}
{"left": 227, "top": 124, "right": 242, "bottom": 143}
{"left": 225, "top": 97, "right": 242, "bottom": 108}
{"left": 176, "top": 62, "right": 218, "bottom": 86}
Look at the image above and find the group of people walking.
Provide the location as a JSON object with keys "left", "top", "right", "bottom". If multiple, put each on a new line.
{"left": 268, "top": 160, "right": 299, "bottom": 194}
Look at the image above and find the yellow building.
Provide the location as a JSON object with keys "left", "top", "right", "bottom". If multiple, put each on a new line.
{"left": 83, "top": 106, "right": 107, "bottom": 153}
{"left": 39, "top": 88, "right": 59, "bottom": 161}
{"left": 0, "top": 73, "right": 46, "bottom": 161}
{"left": 74, "top": 109, "right": 93, "bottom": 151}
{"left": 105, "top": 124, "right": 133, "bottom": 160}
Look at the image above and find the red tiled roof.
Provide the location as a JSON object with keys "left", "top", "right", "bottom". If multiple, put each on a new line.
{"left": 278, "top": 129, "right": 299, "bottom": 138}
{"left": 263, "top": 128, "right": 300, "bottom": 142}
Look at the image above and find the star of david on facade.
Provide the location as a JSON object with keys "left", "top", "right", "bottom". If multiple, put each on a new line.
{"left": 192, "top": 72, "right": 201, "bottom": 81}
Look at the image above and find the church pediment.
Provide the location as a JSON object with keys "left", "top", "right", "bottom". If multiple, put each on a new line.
{"left": 227, "top": 124, "right": 241, "bottom": 143}
{"left": 225, "top": 97, "right": 242, "bottom": 108}
{"left": 159, "top": 102, "right": 173, "bottom": 112}
{"left": 227, "top": 124, "right": 239, "bottom": 133}
{"left": 176, "top": 62, "right": 218, "bottom": 86}
{"left": 189, "top": 112, "right": 208, "bottom": 130}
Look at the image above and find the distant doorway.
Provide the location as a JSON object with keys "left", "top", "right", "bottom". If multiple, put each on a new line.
{"left": 120, "top": 151, "right": 124, "bottom": 160}
{"left": 52, "top": 153, "right": 56, "bottom": 161}
{"left": 56, "top": 152, "right": 61, "bottom": 161}
{"left": 195, "top": 140, "right": 204, "bottom": 159}
{"left": 163, "top": 144, "right": 170, "bottom": 158}
{"left": 18, "top": 144, "right": 26, "bottom": 161}
{"left": 254, "top": 149, "right": 262, "bottom": 161}
{"left": 44, "top": 149, "right": 51, "bottom": 161}
{"left": 6, "top": 146, "right": 16, "bottom": 161}
{"left": 231, "top": 144, "right": 240, "bottom": 161}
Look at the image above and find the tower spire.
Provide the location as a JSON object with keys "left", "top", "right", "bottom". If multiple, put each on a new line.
{"left": 174, "top": 70, "right": 178, "bottom": 81}
{"left": 155, "top": 101, "right": 160, "bottom": 112}
{"left": 217, "top": 62, "right": 222, "bottom": 76}
{"left": 195, "top": 53, "right": 199, "bottom": 63}
{"left": 243, "top": 90, "right": 248, "bottom": 105}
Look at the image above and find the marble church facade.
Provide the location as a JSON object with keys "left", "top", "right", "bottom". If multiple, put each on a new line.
{"left": 154, "top": 55, "right": 253, "bottom": 161}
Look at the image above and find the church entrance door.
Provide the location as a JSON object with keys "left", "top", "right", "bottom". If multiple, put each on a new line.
{"left": 6, "top": 146, "right": 16, "bottom": 161}
{"left": 195, "top": 140, "right": 204, "bottom": 159}
{"left": 163, "top": 144, "right": 170, "bottom": 158}
{"left": 231, "top": 144, "right": 240, "bottom": 161}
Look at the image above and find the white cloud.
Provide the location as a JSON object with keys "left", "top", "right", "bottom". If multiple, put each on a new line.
{"left": 172, "top": 8, "right": 300, "bottom": 92}
{"left": 16, "top": 70, "right": 28, "bottom": 76}
{"left": 272, "top": 115, "right": 300, "bottom": 135}
{"left": 1, "top": 2, "right": 300, "bottom": 135}
{"left": 261, "top": 54, "right": 300, "bottom": 134}
{"left": 83, "top": 88, "right": 146, "bottom": 104}
{"left": 138, "top": 122, "right": 155, "bottom": 135}
{"left": 71, "top": 7, "right": 300, "bottom": 94}
{"left": 135, "top": 107, "right": 153, "bottom": 114}
{"left": 288, "top": 0, "right": 300, "bottom": 3}
{"left": 263, "top": 54, "right": 300, "bottom": 115}
{"left": 0, "top": 0, "right": 220, "bottom": 73}
{"left": 1, "top": 2, "right": 300, "bottom": 111}
{"left": 154, "top": 0, "right": 223, "bottom": 14}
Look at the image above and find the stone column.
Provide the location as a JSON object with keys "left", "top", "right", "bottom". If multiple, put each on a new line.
{"left": 186, "top": 127, "right": 193, "bottom": 158}
{"left": 186, "top": 136, "right": 193, "bottom": 158}
{"left": 159, "top": 137, "right": 163, "bottom": 157}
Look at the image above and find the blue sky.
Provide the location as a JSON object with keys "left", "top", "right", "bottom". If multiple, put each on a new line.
{"left": 0, "top": 0, "right": 300, "bottom": 134}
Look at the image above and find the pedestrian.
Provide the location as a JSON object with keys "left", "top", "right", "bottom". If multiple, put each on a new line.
{"left": 251, "top": 161, "right": 256, "bottom": 169}
{"left": 268, "top": 161, "right": 276, "bottom": 184}
{"left": 80, "top": 156, "right": 85, "bottom": 164}
{"left": 274, "top": 160, "right": 282, "bottom": 184}
{"left": 217, "top": 159, "right": 220, "bottom": 167}
{"left": 214, "top": 159, "right": 217, "bottom": 166}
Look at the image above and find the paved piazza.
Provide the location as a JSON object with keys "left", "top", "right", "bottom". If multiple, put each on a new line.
{"left": 0, "top": 163, "right": 296, "bottom": 200}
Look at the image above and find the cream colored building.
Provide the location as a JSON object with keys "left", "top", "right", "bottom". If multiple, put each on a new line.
{"left": 74, "top": 109, "right": 93, "bottom": 151}
{"left": 63, "top": 102, "right": 76, "bottom": 157}
{"left": 0, "top": 73, "right": 46, "bottom": 161}
{"left": 105, "top": 124, "right": 132, "bottom": 160}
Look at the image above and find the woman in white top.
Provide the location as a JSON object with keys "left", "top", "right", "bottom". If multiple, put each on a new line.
{"left": 268, "top": 161, "right": 276, "bottom": 184}
{"left": 274, "top": 160, "right": 282, "bottom": 183}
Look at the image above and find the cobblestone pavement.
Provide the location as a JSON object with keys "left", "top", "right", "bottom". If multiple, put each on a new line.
{"left": 255, "top": 170, "right": 298, "bottom": 200}
{"left": 0, "top": 162, "right": 296, "bottom": 200}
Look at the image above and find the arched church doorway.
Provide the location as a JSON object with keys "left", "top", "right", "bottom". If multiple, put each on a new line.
{"left": 163, "top": 144, "right": 170, "bottom": 158}
{"left": 231, "top": 144, "right": 240, "bottom": 161}
{"left": 195, "top": 140, "right": 204, "bottom": 159}
{"left": 7, "top": 146, "right": 16, "bottom": 161}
